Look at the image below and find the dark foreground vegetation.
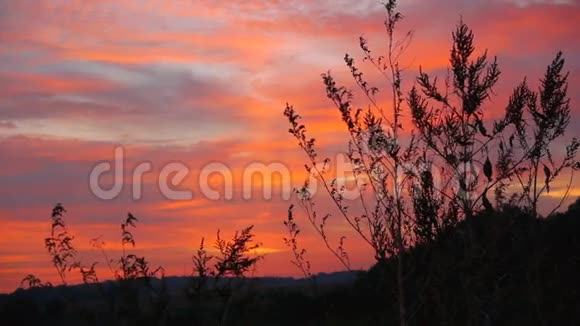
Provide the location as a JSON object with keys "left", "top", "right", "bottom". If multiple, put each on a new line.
{"left": 1, "top": 201, "right": 579, "bottom": 325}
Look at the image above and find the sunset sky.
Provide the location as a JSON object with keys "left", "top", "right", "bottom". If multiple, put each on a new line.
{"left": 0, "top": 0, "right": 579, "bottom": 292}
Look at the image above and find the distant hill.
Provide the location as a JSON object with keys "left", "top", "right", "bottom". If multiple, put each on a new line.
{"left": 0, "top": 270, "right": 359, "bottom": 311}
